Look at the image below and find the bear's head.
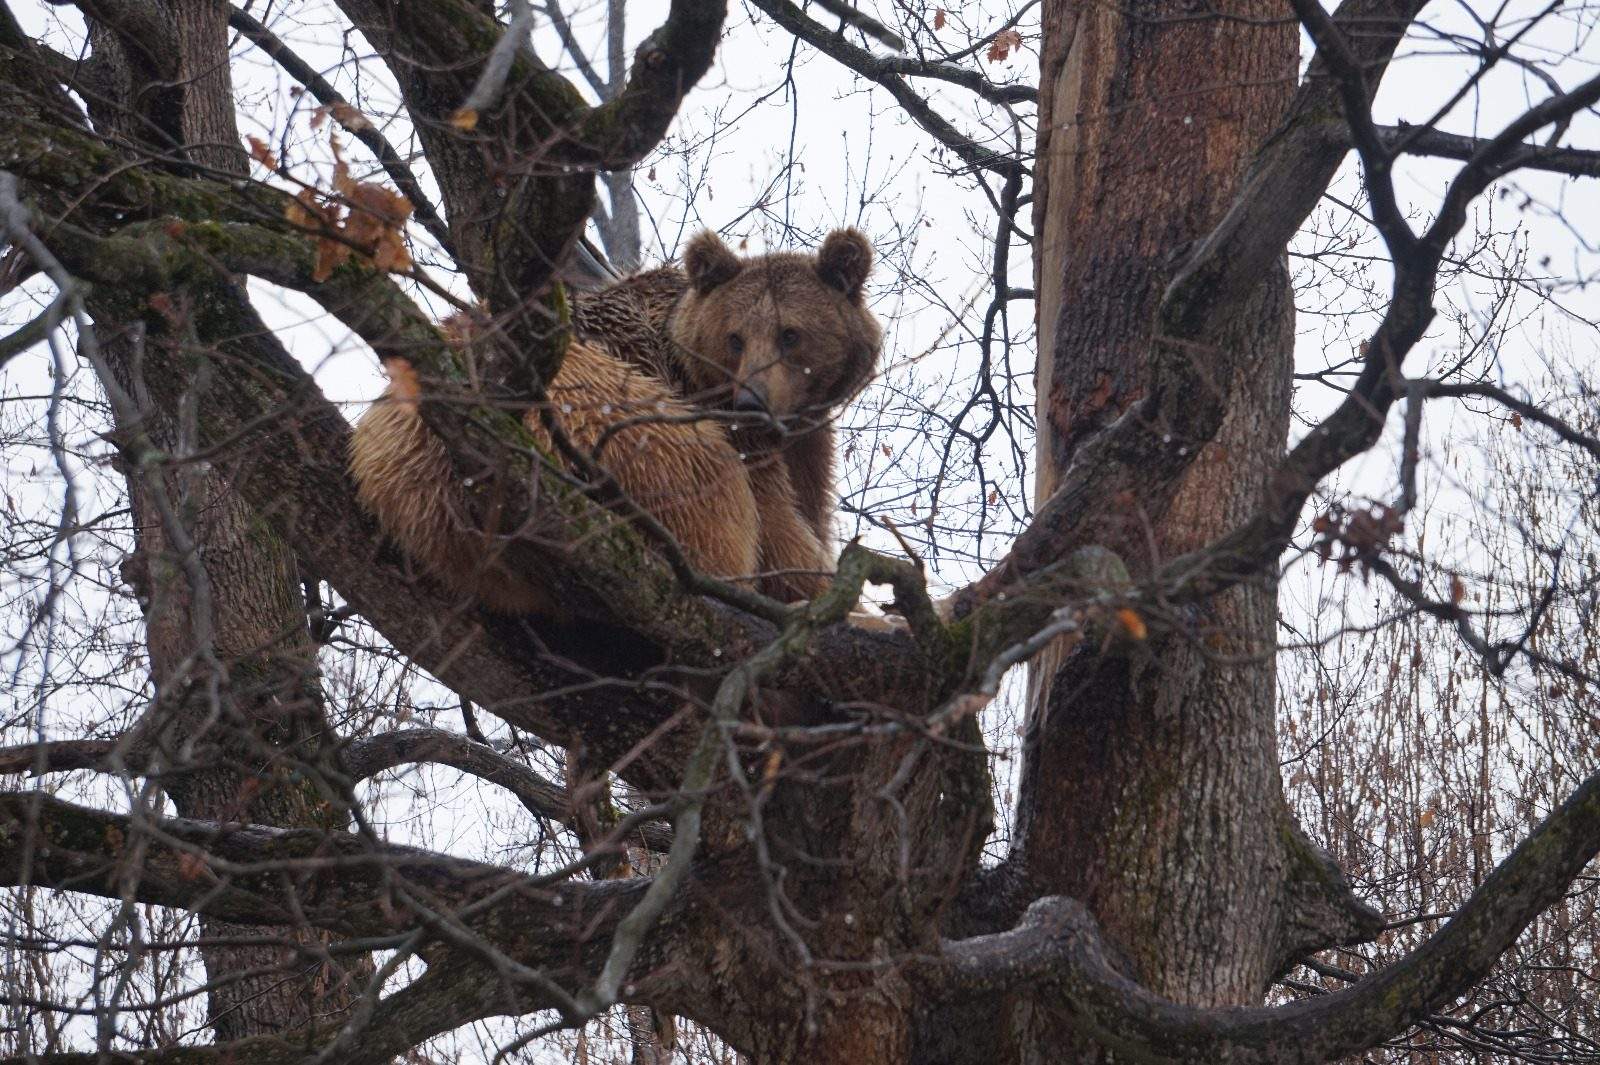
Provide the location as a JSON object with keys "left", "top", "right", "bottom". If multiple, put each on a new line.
{"left": 669, "top": 229, "right": 881, "bottom": 432}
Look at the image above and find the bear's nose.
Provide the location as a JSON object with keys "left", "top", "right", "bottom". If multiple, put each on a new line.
{"left": 732, "top": 385, "right": 769, "bottom": 414}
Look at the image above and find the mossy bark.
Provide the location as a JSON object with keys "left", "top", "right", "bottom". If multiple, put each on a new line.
{"left": 77, "top": 2, "right": 367, "bottom": 1042}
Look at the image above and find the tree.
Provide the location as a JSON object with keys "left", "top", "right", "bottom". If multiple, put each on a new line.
{"left": 0, "top": 0, "right": 1598, "bottom": 1062}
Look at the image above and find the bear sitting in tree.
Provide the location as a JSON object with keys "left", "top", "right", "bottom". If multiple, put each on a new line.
{"left": 350, "top": 229, "right": 880, "bottom": 614}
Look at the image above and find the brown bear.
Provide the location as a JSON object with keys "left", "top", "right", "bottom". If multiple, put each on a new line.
{"left": 349, "top": 229, "right": 880, "bottom": 614}
{"left": 572, "top": 229, "right": 879, "bottom": 596}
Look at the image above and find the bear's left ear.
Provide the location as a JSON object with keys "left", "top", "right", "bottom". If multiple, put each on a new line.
{"left": 816, "top": 228, "right": 873, "bottom": 299}
{"left": 683, "top": 231, "right": 743, "bottom": 293}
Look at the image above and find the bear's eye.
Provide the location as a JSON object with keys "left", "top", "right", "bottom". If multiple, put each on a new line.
{"left": 728, "top": 333, "right": 745, "bottom": 356}
{"left": 778, "top": 327, "right": 802, "bottom": 350}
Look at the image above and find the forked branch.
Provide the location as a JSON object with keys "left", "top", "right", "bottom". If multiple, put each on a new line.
{"left": 930, "top": 758, "right": 1600, "bottom": 1063}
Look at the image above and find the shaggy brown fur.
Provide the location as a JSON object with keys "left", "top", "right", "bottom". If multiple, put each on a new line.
{"left": 572, "top": 228, "right": 881, "bottom": 599}
{"left": 350, "top": 344, "right": 759, "bottom": 613}
{"left": 348, "top": 230, "right": 879, "bottom": 612}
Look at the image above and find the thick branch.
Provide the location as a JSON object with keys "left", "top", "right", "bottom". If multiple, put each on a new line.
{"left": 930, "top": 757, "right": 1600, "bottom": 1062}
{"left": 1287, "top": 0, "right": 1416, "bottom": 257}
{"left": 0, "top": 738, "right": 121, "bottom": 775}
{"left": 0, "top": 793, "right": 631, "bottom": 942}
{"left": 568, "top": 0, "right": 728, "bottom": 168}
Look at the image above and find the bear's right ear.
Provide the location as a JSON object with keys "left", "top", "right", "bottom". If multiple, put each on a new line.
{"left": 816, "top": 227, "right": 873, "bottom": 300}
{"left": 683, "top": 231, "right": 743, "bottom": 293}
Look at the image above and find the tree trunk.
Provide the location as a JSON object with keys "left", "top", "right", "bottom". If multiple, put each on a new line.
{"left": 938, "top": 0, "right": 1349, "bottom": 1057}
{"left": 78, "top": 0, "right": 365, "bottom": 1042}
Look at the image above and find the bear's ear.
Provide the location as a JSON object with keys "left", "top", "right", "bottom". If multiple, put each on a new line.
{"left": 816, "top": 228, "right": 873, "bottom": 299}
{"left": 683, "top": 231, "right": 743, "bottom": 293}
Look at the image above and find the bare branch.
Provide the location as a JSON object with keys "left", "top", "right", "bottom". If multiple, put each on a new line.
{"left": 452, "top": 0, "right": 537, "bottom": 124}
{"left": 1376, "top": 123, "right": 1600, "bottom": 180}
{"left": 930, "top": 757, "right": 1600, "bottom": 1062}
{"left": 1418, "top": 379, "right": 1600, "bottom": 460}
{"left": 806, "top": 0, "right": 905, "bottom": 51}
{"left": 0, "top": 737, "right": 121, "bottom": 775}
{"left": 748, "top": 0, "right": 1025, "bottom": 177}
{"left": 1287, "top": 0, "right": 1417, "bottom": 258}
{"left": 0, "top": 792, "right": 631, "bottom": 941}
{"left": 567, "top": 0, "right": 728, "bottom": 170}
{"left": 541, "top": 0, "right": 610, "bottom": 97}
{"left": 342, "top": 728, "right": 673, "bottom": 852}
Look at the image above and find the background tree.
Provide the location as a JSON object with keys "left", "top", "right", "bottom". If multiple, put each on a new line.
{"left": 0, "top": 0, "right": 1597, "bottom": 1063}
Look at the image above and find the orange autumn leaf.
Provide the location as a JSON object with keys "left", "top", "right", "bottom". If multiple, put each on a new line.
{"left": 313, "top": 237, "right": 352, "bottom": 282}
{"left": 450, "top": 108, "right": 479, "bottom": 131}
{"left": 762, "top": 749, "right": 783, "bottom": 783}
{"left": 934, "top": 7, "right": 946, "bottom": 29}
{"left": 986, "top": 28, "right": 1023, "bottom": 63}
{"left": 343, "top": 181, "right": 415, "bottom": 274}
{"left": 286, "top": 168, "right": 413, "bottom": 280}
{"left": 1115, "top": 608, "right": 1148, "bottom": 640}
{"left": 245, "top": 135, "right": 277, "bottom": 170}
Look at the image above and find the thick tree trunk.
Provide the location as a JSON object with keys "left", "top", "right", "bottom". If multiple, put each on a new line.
{"left": 77, "top": 1, "right": 365, "bottom": 1042}
{"left": 950, "top": 0, "right": 1337, "bottom": 1057}
{"left": 118, "top": 459, "right": 356, "bottom": 1042}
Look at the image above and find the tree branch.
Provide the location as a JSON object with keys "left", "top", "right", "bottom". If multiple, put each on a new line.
{"left": 929, "top": 755, "right": 1600, "bottom": 1062}
{"left": 748, "top": 0, "right": 1025, "bottom": 177}
{"left": 1287, "top": 0, "right": 1417, "bottom": 258}
{"left": 0, "top": 738, "right": 121, "bottom": 775}
{"left": 752, "top": 0, "right": 1036, "bottom": 104}
{"left": 567, "top": 0, "right": 728, "bottom": 169}
{"left": 1376, "top": 122, "right": 1600, "bottom": 180}
{"left": 0, "top": 793, "right": 632, "bottom": 942}
{"left": 1418, "top": 378, "right": 1600, "bottom": 459}
{"left": 343, "top": 728, "right": 673, "bottom": 852}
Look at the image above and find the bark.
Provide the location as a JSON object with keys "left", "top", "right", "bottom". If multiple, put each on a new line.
{"left": 1024, "top": 0, "right": 1293, "bottom": 1002}
{"left": 72, "top": 1, "right": 364, "bottom": 1042}
{"left": 926, "top": 0, "right": 1363, "bottom": 1057}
